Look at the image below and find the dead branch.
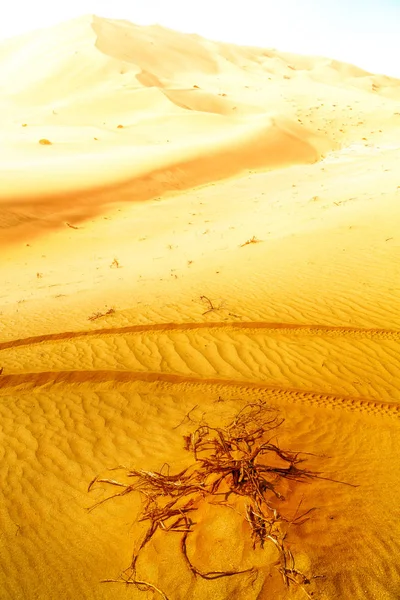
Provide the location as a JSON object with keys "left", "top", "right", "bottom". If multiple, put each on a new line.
{"left": 200, "top": 295, "right": 221, "bottom": 315}
{"left": 240, "top": 236, "right": 262, "bottom": 247}
{"left": 181, "top": 530, "right": 254, "bottom": 580}
{"left": 101, "top": 578, "right": 170, "bottom": 599}
{"left": 88, "top": 308, "right": 116, "bottom": 321}
{"left": 173, "top": 405, "right": 199, "bottom": 430}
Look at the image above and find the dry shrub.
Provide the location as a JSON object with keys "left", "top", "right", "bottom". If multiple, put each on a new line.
{"left": 88, "top": 401, "right": 352, "bottom": 597}
{"left": 240, "top": 236, "right": 261, "bottom": 247}
{"left": 39, "top": 138, "right": 52, "bottom": 145}
{"left": 88, "top": 307, "right": 115, "bottom": 321}
{"left": 110, "top": 258, "right": 120, "bottom": 269}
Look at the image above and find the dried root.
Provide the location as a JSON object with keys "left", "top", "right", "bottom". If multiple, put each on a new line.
{"left": 89, "top": 401, "right": 348, "bottom": 596}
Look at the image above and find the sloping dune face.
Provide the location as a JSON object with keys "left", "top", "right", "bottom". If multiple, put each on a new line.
{"left": 1, "top": 13, "right": 400, "bottom": 600}
{"left": 0, "top": 12, "right": 376, "bottom": 237}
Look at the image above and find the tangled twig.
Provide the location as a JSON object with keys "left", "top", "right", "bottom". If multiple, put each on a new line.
{"left": 89, "top": 401, "right": 353, "bottom": 597}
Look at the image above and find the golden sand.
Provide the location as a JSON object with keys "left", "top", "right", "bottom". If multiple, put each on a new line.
{"left": 1, "top": 14, "right": 400, "bottom": 599}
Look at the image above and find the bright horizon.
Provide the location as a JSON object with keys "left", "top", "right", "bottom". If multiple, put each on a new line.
{"left": 0, "top": 0, "right": 400, "bottom": 78}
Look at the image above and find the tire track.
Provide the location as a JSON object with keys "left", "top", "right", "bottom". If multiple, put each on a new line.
{"left": 1, "top": 320, "right": 400, "bottom": 351}
{"left": 0, "top": 369, "right": 398, "bottom": 418}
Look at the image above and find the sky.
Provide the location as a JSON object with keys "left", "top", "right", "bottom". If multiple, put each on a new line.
{"left": 0, "top": 0, "right": 399, "bottom": 77}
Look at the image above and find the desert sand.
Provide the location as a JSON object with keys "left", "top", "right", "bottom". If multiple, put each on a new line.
{"left": 1, "top": 13, "right": 400, "bottom": 600}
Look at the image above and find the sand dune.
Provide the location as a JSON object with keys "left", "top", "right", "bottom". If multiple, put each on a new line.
{"left": 1, "top": 13, "right": 400, "bottom": 600}
{"left": 2, "top": 14, "right": 399, "bottom": 239}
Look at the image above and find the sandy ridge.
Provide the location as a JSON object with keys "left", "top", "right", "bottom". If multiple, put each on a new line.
{"left": 0, "top": 369, "right": 398, "bottom": 418}
{"left": 2, "top": 320, "right": 400, "bottom": 351}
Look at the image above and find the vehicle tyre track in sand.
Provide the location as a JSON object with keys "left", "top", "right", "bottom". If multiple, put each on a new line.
{"left": 2, "top": 319, "right": 400, "bottom": 404}
{"left": 0, "top": 369, "right": 399, "bottom": 418}
{"left": 1, "top": 320, "right": 400, "bottom": 351}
